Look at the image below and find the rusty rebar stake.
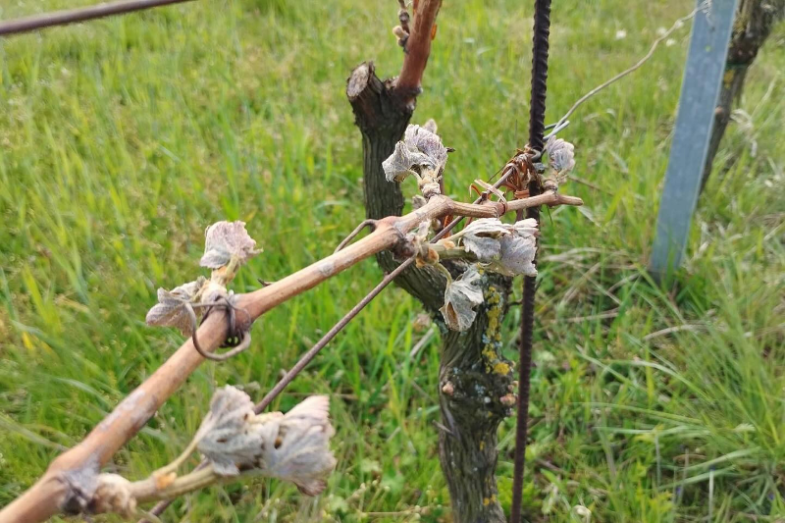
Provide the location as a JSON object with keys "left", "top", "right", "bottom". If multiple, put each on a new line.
{"left": 510, "top": 0, "right": 551, "bottom": 521}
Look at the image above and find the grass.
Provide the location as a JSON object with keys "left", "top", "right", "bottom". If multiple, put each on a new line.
{"left": 0, "top": 0, "right": 783, "bottom": 521}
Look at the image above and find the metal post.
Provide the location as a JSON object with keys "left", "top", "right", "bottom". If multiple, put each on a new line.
{"left": 650, "top": 0, "right": 738, "bottom": 279}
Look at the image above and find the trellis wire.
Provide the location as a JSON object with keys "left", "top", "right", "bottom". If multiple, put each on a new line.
{"left": 0, "top": 0, "right": 197, "bottom": 37}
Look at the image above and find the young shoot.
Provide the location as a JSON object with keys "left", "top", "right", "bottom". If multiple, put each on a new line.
{"left": 383, "top": 120, "right": 449, "bottom": 199}
{"left": 145, "top": 221, "right": 261, "bottom": 359}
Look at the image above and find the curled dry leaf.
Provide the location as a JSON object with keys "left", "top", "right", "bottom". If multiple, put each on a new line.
{"left": 200, "top": 221, "right": 261, "bottom": 270}
{"left": 455, "top": 218, "right": 539, "bottom": 277}
{"left": 196, "top": 386, "right": 336, "bottom": 495}
{"left": 382, "top": 123, "right": 448, "bottom": 183}
{"left": 383, "top": 141, "right": 434, "bottom": 183}
{"left": 145, "top": 277, "right": 207, "bottom": 336}
{"left": 545, "top": 137, "right": 576, "bottom": 175}
{"left": 257, "top": 395, "right": 336, "bottom": 495}
{"left": 194, "top": 385, "right": 260, "bottom": 476}
{"left": 488, "top": 218, "right": 538, "bottom": 277}
{"left": 440, "top": 266, "right": 484, "bottom": 331}
{"left": 461, "top": 218, "right": 511, "bottom": 261}
{"left": 404, "top": 123, "right": 447, "bottom": 166}
{"left": 512, "top": 218, "right": 538, "bottom": 237}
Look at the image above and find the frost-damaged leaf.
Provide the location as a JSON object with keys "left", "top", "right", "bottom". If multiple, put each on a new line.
{"left": 488, "top": 218, "right": 538, "bottom": 277}
{"left": 422, "top": 118, "right": 438, "bottom": 134}
{"left": 200, "top": 221, "right": 261, "bottom": 269}
{"left": 195, "top": 385, "right": 262, "bottom": 476}
{"left": 404, "top": 124, "right": 448, "bottom": 168}
{"left": 196, "top": 386, "right": 336, "bottom": 495}
{"left": 145, "top": 277, "right": 207, "bottom": 336}
{"left": 382, "top": 141, "right": 432, "bottom": 183}
{"left": 463, "top": 218, "right": 512, "bottom": 238}
{"left": 382, "top": 123, "right": 449, "bottom": 183}
{"left": 257, "top": 395, "right": 336, "bottom": 495}
{"left": 461, "top": 218, "right": 511, "bottom": 261}
{"left": 546, "top": 137, "right": 576, "bottom": 174}
{"left": 440, "top": 266, "right": 484, "bottom": 332}
{"left": 512, "top": 218, "right": 538, "bottom": 237}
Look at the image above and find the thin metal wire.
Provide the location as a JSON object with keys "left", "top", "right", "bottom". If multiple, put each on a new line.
{"left": 543, "top": 6, "right": 700, "bottom": 141}
{"left": 253, "top": 259, "right": 412, "bottom": 413}
{"left": 0, "top": 0, "right": 196, "bottom": 37}
{"left": 510, "top": 0, "right": 551, "bottom": 521}
{"left": 253, "top": 168, "right": 517, "bottom": 414}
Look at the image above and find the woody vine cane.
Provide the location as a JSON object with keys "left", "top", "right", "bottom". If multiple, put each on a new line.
{"left": 510, "top": 0, "right": 552, "bottom": 521}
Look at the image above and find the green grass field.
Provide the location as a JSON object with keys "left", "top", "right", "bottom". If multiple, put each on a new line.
{"left": 1, "top": 0, "right": 784, "bottom": 521}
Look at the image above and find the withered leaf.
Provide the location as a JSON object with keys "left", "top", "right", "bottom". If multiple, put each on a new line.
{"left": 201, "top": 221, "right": 261, "bottom": 269}
{"left": 257, "top": 395, "right": 336, "bottom": 496}
{"left": 487, "top": 218, "right": 538, "bottom": 277}
{"left": 461, "top": 218, "right": 511, "bottom": 261}
{"left": 546, "top": 137, "right": 576, "bottom": 174}
{"left": 196, "top": 385, "right": 263, "bottom": 476}
{"left": 403, "top": 124, "right": 448, "bottom": 168}
{"left": 382, "top": 123, "right": 449, "bottom": 183}
{"left": 196, "top": 387, "right": 336, "bottom": 495}
{"left": 382, "top": 141, "right": 433, "bottom": 183}
{"left": 440, "top": 266, "right": 484, "bottom": 331}
{"left": 145, "top": 277, "right": 207, "bottom": 336}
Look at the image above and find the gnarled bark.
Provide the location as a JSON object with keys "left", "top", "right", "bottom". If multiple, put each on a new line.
{"left": 438, "top": 279, "right": 512, "bottom": 523}
{"left": 347, "top": 62, "right": 513, "bottom": 523}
